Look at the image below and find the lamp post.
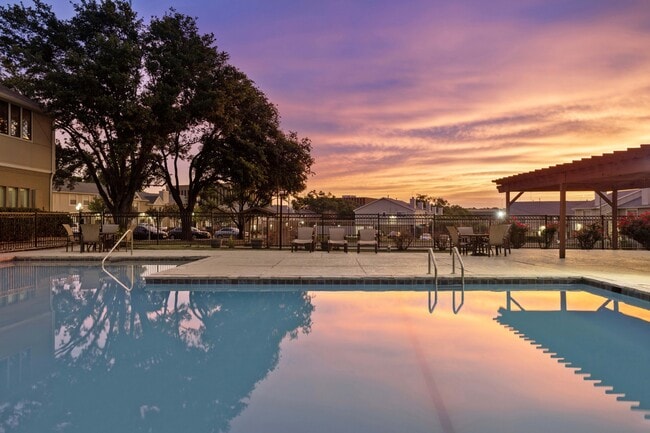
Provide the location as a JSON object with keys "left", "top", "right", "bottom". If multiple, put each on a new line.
{"left": 76, "top": 203, "right": 83, "bottom": 253}
{"left": 278, "top": 190, "right": 287, "bottom": 250}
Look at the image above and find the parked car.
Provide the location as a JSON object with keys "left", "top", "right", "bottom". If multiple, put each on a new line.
{"left": 213, "top": 227, "right": 240, "bottom": 238}
{"left": 420, "top": 233, "right": 432, "bottom": 241}
{"left": 167, "top": 226, "right": 211, "bottom": 240}
{"left": 133, "top": 224, "right": 168, "bottom": 240}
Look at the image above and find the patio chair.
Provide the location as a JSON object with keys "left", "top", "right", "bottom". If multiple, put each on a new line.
{"left": 291, "top": 227, "right": 315, "bottom": 252}
{"left": 446, "top": 226, "right": 468, "bottom": 255}
{"left": 357, "top": 228, "right": 378, "bottom": 253}
{"left": 487, "top": 224, "right": 511, "bottom": 256}
{"left": 327, "top": 227, "right": 348, "bottom": 253}
{"left": 80, "top": 223, "right": 101, "bottom": 252}
{"left": 101, "top": 223, "right": 120, "bottom": 251}
{"left": 62, "top": 223, "right": 77, "bottom": 252}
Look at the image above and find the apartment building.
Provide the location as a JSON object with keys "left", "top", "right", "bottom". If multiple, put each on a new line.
{"left": 0, "top": 85, "right": 54, "bottom": 210}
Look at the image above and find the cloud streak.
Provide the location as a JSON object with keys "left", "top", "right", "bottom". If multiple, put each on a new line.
{"left": 52, "top": 0, "right": 650, "bottom": 206}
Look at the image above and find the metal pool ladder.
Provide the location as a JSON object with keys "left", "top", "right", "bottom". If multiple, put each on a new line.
{"left": 427, "top": 247, "right": 465, "bottom": 313}
{"left": 101, "top": 228, "right": 134, "bottom": 292}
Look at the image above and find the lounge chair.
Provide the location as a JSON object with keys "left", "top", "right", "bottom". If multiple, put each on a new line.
{"left": 327, "top": 227, "right": 348, "bottom": 253}
{"left": 62, "top": 223, "right": 77, "bottom": 252}
{"left": 291, "top": 227, "right": 315, "bottom": 252}
{"left": 446, "top": 226, "right": 468, "bottom": 255}
{"left": 357, "top": 228, "right": 378, "bottom": 253}
{"left": 80, "top": 223, "right": 101, "bottom": 252}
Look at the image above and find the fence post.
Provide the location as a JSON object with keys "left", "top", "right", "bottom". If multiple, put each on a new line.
{"left": 34, "top": 211, "right": 38, "bottom": 248}
{"left": 601, "top": 215, "right": 605, "bottom": 250}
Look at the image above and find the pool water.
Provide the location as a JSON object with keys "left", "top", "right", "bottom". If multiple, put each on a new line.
{"left": 1, "top": 263, "right": 649, "bottom": 433}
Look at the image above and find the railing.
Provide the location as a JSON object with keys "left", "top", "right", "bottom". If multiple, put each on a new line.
{"left": 451, "top": 246, "right": 465, "bottom": 286}
{"left": 101, "top": 229, "right": 134, "bottom": 292}
{"left": 0, "top": 210, "right": 647, "bottom": 252}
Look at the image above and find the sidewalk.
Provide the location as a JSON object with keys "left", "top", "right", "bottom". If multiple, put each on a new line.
{"left": 3, "top": 247, "right": 649, "bottom": 296}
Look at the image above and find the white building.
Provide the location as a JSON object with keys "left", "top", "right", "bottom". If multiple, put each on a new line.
{"left": 573, "top": 189, "right": 650, "bottom": 216}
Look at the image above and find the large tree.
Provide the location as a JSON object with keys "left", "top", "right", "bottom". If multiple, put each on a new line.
{"left": 144, "top": 11, "right": 229, "bottom": 239}
{"left": 0, "top": 0, "right": 155, "bottom": 218}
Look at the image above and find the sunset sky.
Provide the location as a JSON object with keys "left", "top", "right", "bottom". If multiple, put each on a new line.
{"left": 51, "top": 0, "right": 650, "bottom": 207}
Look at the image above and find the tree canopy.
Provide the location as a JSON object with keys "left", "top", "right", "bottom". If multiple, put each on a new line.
{"left": 292, "top": 190, "right": 356, "bottom": 218}
{"left": 0, "top": 0, "right": 313, "bottom": 235}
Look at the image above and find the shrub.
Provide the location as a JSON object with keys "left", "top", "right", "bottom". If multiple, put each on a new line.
{"left": 573, "top": 222, "right": 603, "bottom": 249}
{"left": 539, "top": 222, "right": 558, "bottom": 249}
{"left": 619, "top": 212, "right": 650, "bottom": 250}
{"left": 508, "top": 217, "right": 528, "bottom": 248}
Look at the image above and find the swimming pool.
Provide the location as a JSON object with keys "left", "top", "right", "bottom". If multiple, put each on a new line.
{"left": 1, "top": 263, "right": 649, "bottom": 433}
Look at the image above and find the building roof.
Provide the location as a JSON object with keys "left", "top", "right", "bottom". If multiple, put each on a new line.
{"left": 0, "top": 83, "right": 44, "bottom": 112}
{"left": 54, "top": 182, "right": 100, "bottom": 194}
{"left": 354, "top": 197, "right": 414, "bottom": 214}
{"left": 509, "top": 200, "right": 593, "bottom": 216}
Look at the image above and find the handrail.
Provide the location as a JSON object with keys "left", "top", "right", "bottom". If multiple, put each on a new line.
{"left": 427, "top": 248, "right": 438, "bottom": 281}
{"left": 427, "top": 248, "right": 438, "bottom": 313}
{"left": 451, "top": 246, "right": 465, "bottom": 288}
{"left": 101, "top": 229, "right": 134, "bottom": 292}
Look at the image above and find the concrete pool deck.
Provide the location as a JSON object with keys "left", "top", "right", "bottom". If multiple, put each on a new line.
{"left": 3, "top": 247, "right": 649, "bottom": 297}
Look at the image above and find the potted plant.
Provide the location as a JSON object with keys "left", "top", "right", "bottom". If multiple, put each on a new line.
{"left": 539, "top": 222, "right": 558, "bottom": 248}
{"left": 395, "top": 232, "right": 414, "bottom": 251}
{"left": 619, "top": 212, "right": 650, "bottom": 249}
{"left": 508, "top": 217, "right": 528, "bottom": 248}
{"left": 227, "top": 235, "right": 236, "bottom": 248}
{"left": 573, "top": 222, "right": 603, "bottom": 249}
{"left": 251, "top": 238, "right": 264, "bottom": 249}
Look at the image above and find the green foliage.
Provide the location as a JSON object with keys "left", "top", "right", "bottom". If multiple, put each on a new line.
{"left": 292, "top": 191, "right": 355, "bottom": 218}
{"left": 444, "top": 204, "right": 471, "bottom": 216}
{"left": 0, "top": 1, "right": 313, "bottom": 242}
{"left": 0, "top": 211, "right": 71, "bottom": 242}
{"left": 0, "top": 0, "right": 153, "bottom": 215}
{"left": 87, "top": 196, "right": 107, "bottom": 213}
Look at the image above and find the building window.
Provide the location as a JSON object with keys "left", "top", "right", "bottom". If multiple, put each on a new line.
{"left": 0, "top": 101, "right": 7, "bottom": 135}
{"left": 18, "top": 188, "right": 29, "bottom": 208}
{"left": 0, "top": 100, "right": 32, "bottom": 140}
{"left": 6, "top": 187, "right": 17, "bottom": 208}
{"left": 69, "top": 198, "right": 77, "bottom": 206}
{"left": 0, "top": 186, "right": 4, "bottom": 207}
{"left": 10, "top": 104, "right": 20, "bottom": 137}
{"left": 21, "top": 109, "right": 31, "bottom": 140}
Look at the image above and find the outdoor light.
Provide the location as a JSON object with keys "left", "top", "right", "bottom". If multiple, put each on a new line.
{"left": 496, "top": 210, "right": 506, "bottom": 219}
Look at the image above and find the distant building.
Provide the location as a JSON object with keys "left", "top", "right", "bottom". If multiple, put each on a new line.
{"left": 0, "top": 85, "right": 54, "bottom": 210}
{"left": 508, "top": 200, "right": 593, "bottom": 216}
{"left": 353, "top": 197, "right": 442, "bottom": 217}
{"left": 573, "top": 189, "right": 650, "bottom": 216}
{"left": 52, "top": 182, "right": 101, "bottom": 213}
{"left": 52, "top": 182, "right": 160, "bottom": 213}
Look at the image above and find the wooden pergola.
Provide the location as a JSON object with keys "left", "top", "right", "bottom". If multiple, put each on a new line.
{"left": 493, "top": 145, "right": 650, "bottom": 258}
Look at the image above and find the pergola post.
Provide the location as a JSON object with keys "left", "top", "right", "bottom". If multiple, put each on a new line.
{"left": 559, "top": 184, "right": 566, "bottom": 259}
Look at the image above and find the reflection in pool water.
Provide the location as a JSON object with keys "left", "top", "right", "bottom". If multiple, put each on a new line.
{"left": 0, "top": 263, "right": 649, "bottom": 433}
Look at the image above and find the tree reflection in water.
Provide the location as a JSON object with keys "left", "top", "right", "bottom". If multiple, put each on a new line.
{"left": 8, "top": 264, "right": 314, "bottom": 433}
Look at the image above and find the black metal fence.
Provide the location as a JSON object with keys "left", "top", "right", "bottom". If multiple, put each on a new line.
{"left": 0, "top": 210, "right": 644, "bottom": 252}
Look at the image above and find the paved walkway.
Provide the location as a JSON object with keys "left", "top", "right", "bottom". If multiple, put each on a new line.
{"left": 3, "top": 247, "right": 649, "bottom": 296}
